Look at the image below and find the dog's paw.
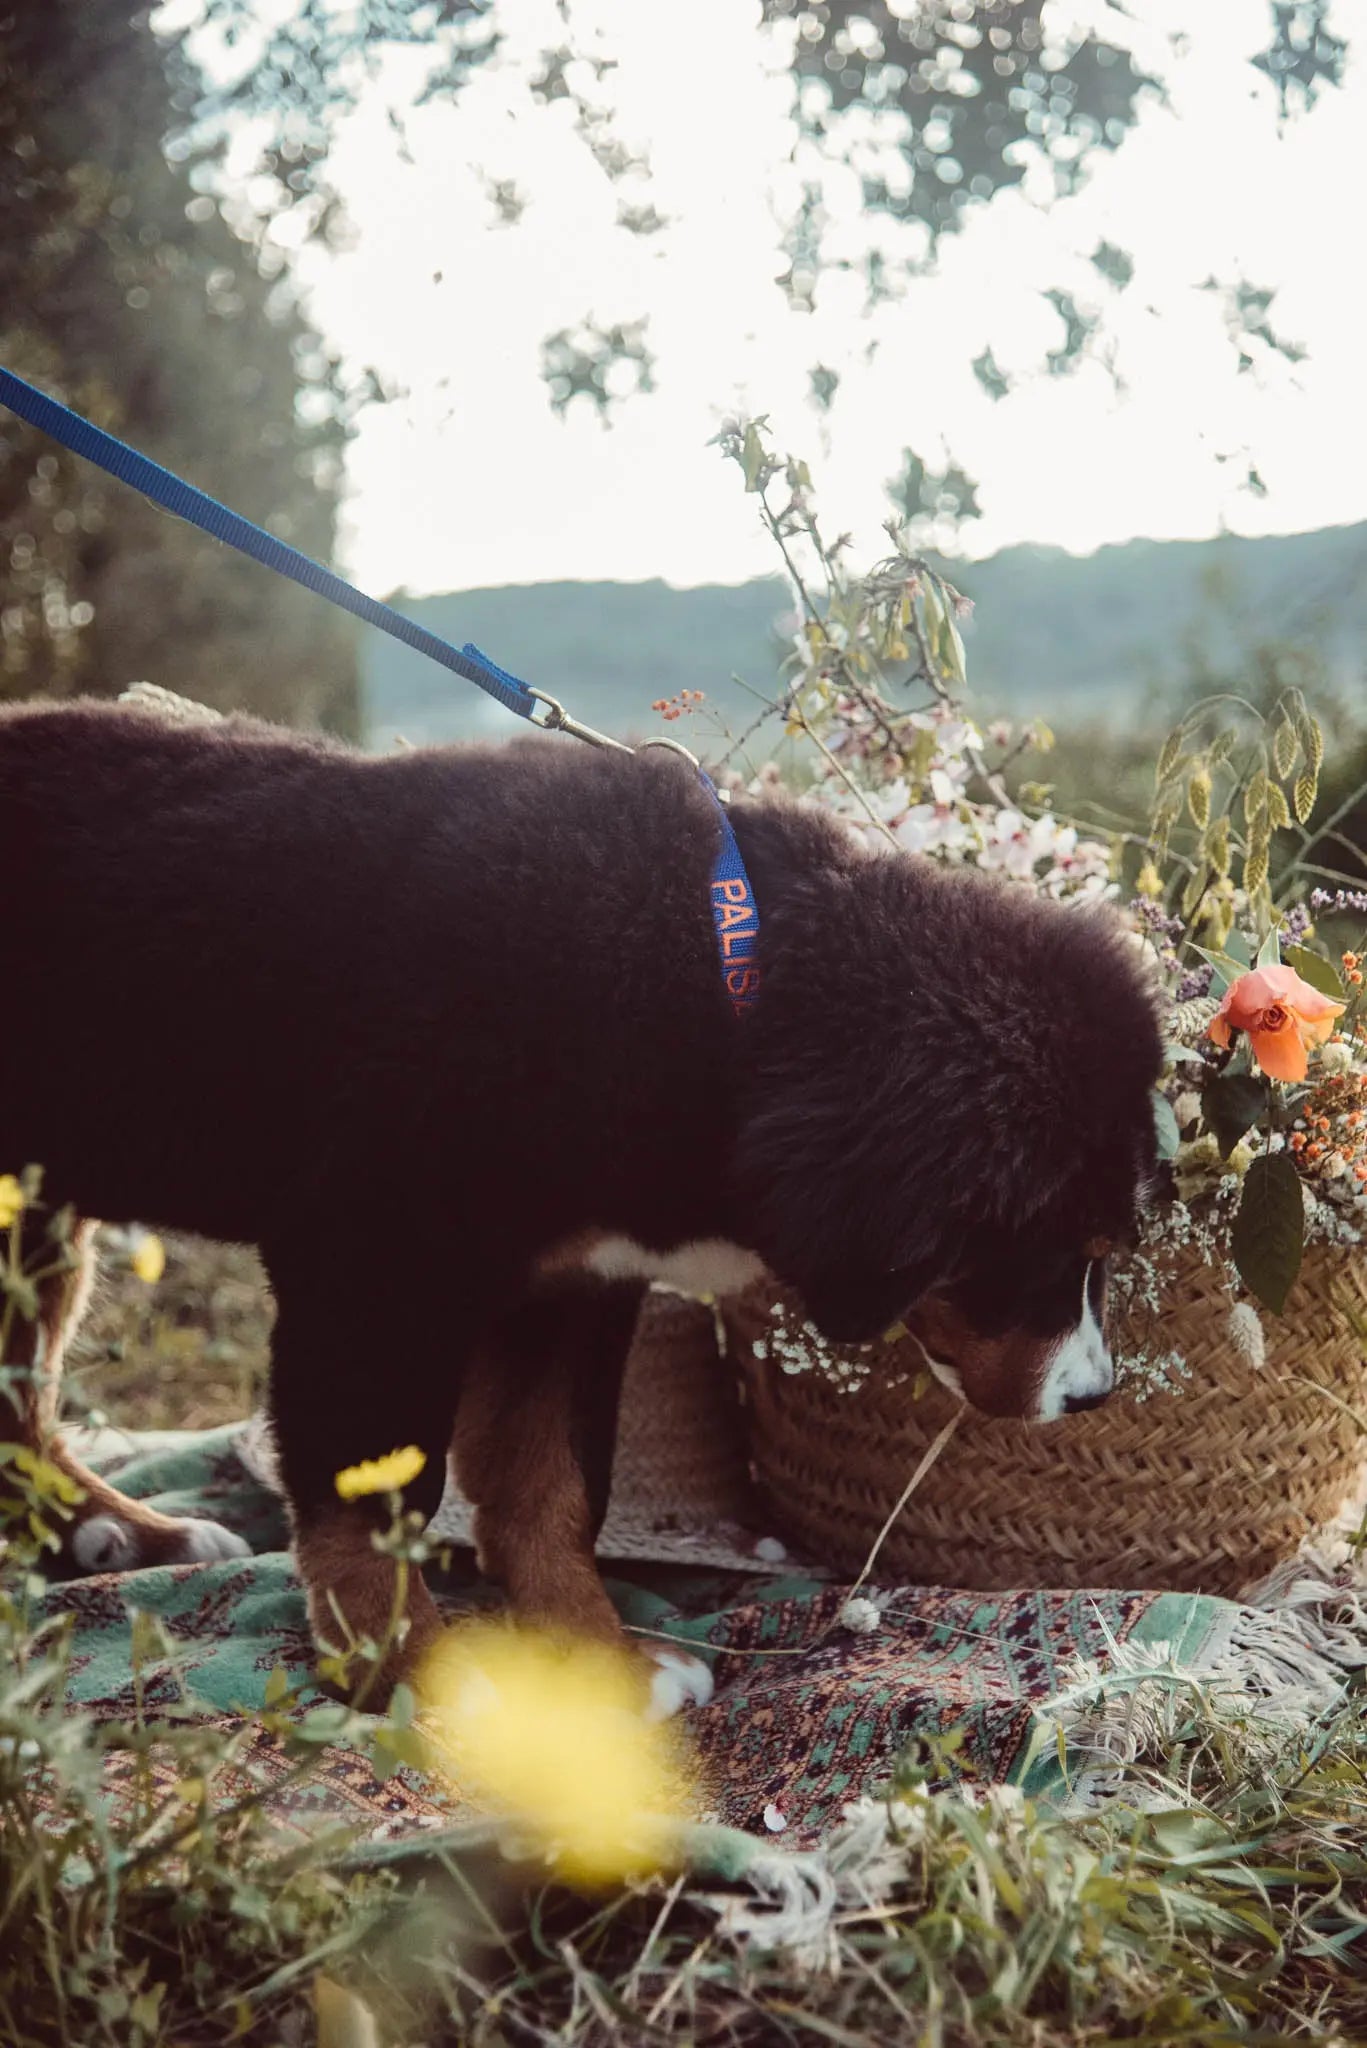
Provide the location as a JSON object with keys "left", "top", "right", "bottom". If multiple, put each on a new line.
{"left": 70, "top": 1512, "right": 250, "bottom": 1574}
{"left": 71, "top": 1514, "right": 142, "bottom": 1573}
{"left": 172, "top": 1518, "right": 252, "bottom": 1564}
{"left": 642, "top": 1646, "right": 714, "bottom": 1722}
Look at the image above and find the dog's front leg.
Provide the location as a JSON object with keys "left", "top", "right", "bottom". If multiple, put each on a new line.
{"left": 265, "top": 1241, "right": 467, "bottom": 1705}
{"left": 451, "top": 1275, "right": 713, "bottom": 1720}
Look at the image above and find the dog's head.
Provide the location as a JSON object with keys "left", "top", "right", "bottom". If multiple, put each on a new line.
{"left": 731, "top": 836, "right": 1163, "bottom": 1423}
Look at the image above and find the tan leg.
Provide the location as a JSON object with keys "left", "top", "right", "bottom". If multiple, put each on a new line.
{"left": 293, "top": 1511, "right": 446, "bottom": 1700}
{"left": 450, "top": 1281, "right": 715, "bottom": 1722}
{"left": 7, "top": 1218, "right": 249, "bottom": 1571}
{"left": 452, "top": 1348, "right": 625, "bottom": 1646}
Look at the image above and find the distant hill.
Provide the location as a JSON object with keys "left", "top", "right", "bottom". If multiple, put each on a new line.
{"left": 361, "top": 580, "right": 792, "bottom": 752}
{"left": 360, "top": 520, "right": 1367, "bottom": 749}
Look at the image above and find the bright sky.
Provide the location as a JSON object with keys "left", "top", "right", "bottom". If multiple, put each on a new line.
{"left": 202, "top": 0, "right": 1366, "bottom": 595}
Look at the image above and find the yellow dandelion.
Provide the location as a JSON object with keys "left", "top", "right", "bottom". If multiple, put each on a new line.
{"left": 333, "top": 1444, "right": 427, "bottom": 1500}
{"left": 0, "top": 1174, "right": 27, "bottom": 1229}
{"left": 130, "top": 1232, "right": 166, "bottom": 1285}
{"left": 417, "top": 1624, "right": 696, "bottom": 1890}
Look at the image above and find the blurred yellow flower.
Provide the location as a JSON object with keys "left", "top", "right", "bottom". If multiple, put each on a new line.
{"left": 1135, "top": 863, "right": 1163, "bottom": 899}
{"left": 334, "top": 1445, "right": 427, "bottom": 1500}
{"left": 0, "top": 1174, "right": 27, "bottom": 1229}
{"left": 418, "top": 1624, "right": 695, "bottom": 1890}
{"left": 130, "top": 1233, "right": 166, "bottom": 1284}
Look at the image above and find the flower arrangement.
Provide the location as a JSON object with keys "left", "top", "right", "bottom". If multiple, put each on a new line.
{"left": 703, "top": 421, "right": 1367, "bottom": 1396}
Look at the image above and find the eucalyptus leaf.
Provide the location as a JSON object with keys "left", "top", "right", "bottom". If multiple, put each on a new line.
{"left": 1203, "top": 1073, "right": 1268, "bottom": 1158}
{"left": 1231, "top": 1152, "right": 1304, "bottom": 1314}
{"left": 1284, "top": 944, "right": 1345, "bottom": 1002}
{"left": 1223, "top": 929, "right": 1251, "bottom": 970}
{"left": 1256, "top": 926, "right": 1282, "bottom": 969}
{"left": 1152, "top": 1091, "right": 1181, "bottom": 1161}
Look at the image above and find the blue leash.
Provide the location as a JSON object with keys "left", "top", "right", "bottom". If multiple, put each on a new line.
{"left": 0, "top": 365, "right": 550, "bottom": 729}
{"left": 0, "top": 363, "right": 762, "bottom": 1012}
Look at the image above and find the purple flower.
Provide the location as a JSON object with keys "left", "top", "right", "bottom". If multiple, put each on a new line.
{"left": 1177, "top": 964, "right": 1215, "bottom": 1003}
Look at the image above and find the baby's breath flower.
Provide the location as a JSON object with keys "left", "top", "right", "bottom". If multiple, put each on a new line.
{"left": 334, "top": 1445, "right": 427, "bottom": 1500}
{"left": 839, "top": 1596, "right": 883, "bottom": 1636}
{"left": 0, "top": 1174, "right": 27, "bottom": 1229}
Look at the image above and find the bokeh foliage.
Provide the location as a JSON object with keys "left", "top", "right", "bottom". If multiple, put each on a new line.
{"left": 0, "top": 0, "right": 360, "bottom": 728}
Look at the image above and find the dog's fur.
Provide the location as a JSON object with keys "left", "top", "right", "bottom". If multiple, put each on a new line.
{"left": 2, "top": 699, "right": 1162, "bottom": 1700}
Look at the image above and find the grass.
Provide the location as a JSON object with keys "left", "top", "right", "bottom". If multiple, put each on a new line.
{"left": 5, "top": 1231, "right": 1367, "bottom": 2043}
{"left": 68, "top": 1230, "right": 270, "bottom": 1433}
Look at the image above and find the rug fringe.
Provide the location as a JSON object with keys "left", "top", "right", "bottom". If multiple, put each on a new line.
{"left": 1042, "top": 1541, "right": 1367, "bottom": 1811}
{"left": 698, "top": 1848, "right": 839, "bottom": 1968}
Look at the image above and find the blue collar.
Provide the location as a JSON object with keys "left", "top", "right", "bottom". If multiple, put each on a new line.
{"left": 702, "top": 778, "right": 761, "bottom": 1017}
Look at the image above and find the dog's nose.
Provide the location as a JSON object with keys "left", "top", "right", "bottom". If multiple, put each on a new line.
{"left": 1062, "top": 1389, "right": 1111, "bottom": 1415}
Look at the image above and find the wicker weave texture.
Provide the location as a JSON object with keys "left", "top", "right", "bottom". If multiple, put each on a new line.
{"left": 724, "top": 1248, "right": 1367, "bottom": 1596}
{"left": 613, "top": 1290, "right": 756, "bottom": 1529}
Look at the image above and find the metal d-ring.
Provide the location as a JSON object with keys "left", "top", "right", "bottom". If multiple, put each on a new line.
{"left": 636, "top": 735, "right": 701, "bottom": 768}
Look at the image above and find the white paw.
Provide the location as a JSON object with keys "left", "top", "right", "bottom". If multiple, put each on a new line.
{"left": 71, "top": 1514, "right": 139, "bottom": 1573}
{"left": 176, "top": 1519, "right": 251, "bottom": 1563}
{"left": 643, "top": 1647, "right": 714, "bottom": 1723}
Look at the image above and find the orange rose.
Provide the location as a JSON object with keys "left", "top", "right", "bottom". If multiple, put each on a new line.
{"left": 1208, "top": 963, "right": 1346, "bottom": 1083}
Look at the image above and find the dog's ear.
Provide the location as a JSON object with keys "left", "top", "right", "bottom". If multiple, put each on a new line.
{"left": 730, "top": 1003, "right": 970, "bottom": 1317}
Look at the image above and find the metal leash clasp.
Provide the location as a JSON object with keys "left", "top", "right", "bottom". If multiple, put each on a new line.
{"left": 526, "top": 687, "right": 633, "bottom": 754}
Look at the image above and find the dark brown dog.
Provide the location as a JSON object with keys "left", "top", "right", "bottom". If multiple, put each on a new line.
{"left": 2, "top": 698, "right": 1161, "bottom": 1711}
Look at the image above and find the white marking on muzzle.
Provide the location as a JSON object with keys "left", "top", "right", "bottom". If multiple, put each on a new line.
{"left": 1034, "top": 1262, "right": 1113, "bottom": 1422}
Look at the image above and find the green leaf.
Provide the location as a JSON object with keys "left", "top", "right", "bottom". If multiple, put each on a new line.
{"left": 263, "top": 1663, "right": 290, "bottom": 1708}
{"left": 1203, "top": 1074, "right": 1269, "bottom": 1158}
{"left": 1284, "top": 945, "right": 1345, "bottom": 1002}
{"left": 1152, "top": 1092, "right": 1181, "bottom": 1161}
{"left": 741, "top": 423, "right": 766, "bottom": 493}
{"left": 1255, "top": 926, "right": 1282, "bottom": 969}
{"left": 920, "top": 577, "right": 945, "bottom": 651}
{"left": 1223, "top": 929, "right": 1252, "bottom": 969}
{"left": 1231, "top": 1153, "right": 1304, "bottom": 1314}
{"left": 1192, "top": 945, "right": 1246, "bottom": 996}
{"left": 940, "top": 609, "right": 967, "bottom": 686}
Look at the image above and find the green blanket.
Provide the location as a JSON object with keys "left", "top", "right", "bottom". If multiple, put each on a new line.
{"left": 34, "top": 1424, "right": 1243, "bottom": 1851}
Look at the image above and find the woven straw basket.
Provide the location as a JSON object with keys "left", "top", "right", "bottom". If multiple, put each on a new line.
{"left": 720, "top": 1247, "right": 1367, "bottom": 1597}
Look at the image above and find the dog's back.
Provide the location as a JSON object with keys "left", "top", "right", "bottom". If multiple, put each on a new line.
{"left": 2, "top": 699, "right": 731, "bottom": 1247}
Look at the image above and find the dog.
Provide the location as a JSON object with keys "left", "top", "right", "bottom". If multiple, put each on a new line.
{"left": 1, "top": 697, "right": 1162, "bottom": 1712}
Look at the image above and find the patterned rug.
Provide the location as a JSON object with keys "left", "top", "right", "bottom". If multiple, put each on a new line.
{"left": 32, "top": 1424, "right": 1361, "bottom": 1856}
